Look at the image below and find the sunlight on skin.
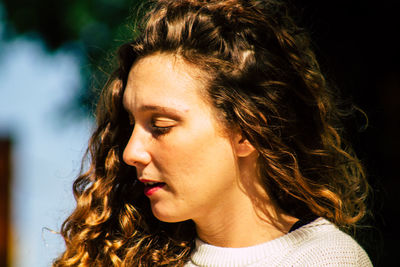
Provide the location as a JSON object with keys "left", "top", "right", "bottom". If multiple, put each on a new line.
{"left": 122, "top": 54, "right": 298, "bottom": 247}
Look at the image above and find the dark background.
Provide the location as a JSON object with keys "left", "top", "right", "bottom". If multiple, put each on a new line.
{"left": 1, "top": 0, "right": 399, "bottom": 266}
{"left": 293, "top": 2, "right": 400, "bottom": 266}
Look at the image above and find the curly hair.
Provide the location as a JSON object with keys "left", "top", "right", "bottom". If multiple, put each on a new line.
{"left": 53, "top": 0, "right": 370, "bottom": 266}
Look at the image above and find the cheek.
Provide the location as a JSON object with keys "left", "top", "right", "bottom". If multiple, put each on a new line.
{"left": 156, "top": 125, "right": 237, "bottom": 184}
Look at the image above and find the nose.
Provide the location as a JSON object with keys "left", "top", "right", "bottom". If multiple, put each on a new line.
{"left": 123, "top": 126, "right": 151, "bottom": 167}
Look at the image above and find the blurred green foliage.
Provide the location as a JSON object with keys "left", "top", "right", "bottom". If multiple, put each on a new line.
{"left": 1, "top": 0, "right": 144, "bottom": 116}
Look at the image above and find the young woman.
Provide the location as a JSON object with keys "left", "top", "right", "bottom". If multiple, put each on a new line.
{"left": 54, "top": 0, "right": 372, "bottom": 266}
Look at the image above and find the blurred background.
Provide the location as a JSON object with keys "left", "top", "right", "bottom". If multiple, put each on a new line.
{"left": 0, "top": 0, "right": 398, "bottom": 266}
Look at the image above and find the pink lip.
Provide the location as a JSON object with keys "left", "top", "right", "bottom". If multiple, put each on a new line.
{"left": 144, "top": 183, "right": 166, "bottom": 196}
{"left": 139, "top": 179, "right": 166, "bottom": 196}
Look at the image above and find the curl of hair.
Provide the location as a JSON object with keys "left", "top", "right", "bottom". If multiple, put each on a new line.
{"left": 54, "top": 0, "right": 369, "bottom": 266}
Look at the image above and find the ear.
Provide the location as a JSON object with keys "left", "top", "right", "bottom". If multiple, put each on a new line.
{"left": 233, "top": 133, "right": 257, "bottom": 157}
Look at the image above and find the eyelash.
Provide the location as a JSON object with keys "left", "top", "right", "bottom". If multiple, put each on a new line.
{"left": 152, "top": 126, "right": 171, "bottom": 136}
{"left": 126, "top": 114, "right": 174, "bottom": 136}
{"left": 151, "top": 121, "right": 173, "bottom": 136}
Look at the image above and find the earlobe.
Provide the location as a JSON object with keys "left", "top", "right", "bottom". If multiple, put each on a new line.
{"left": 235, "top": 135, "right": 257, "bottom": 157}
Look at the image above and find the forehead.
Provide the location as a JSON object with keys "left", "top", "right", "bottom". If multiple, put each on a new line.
{"left": 122, "top": 54, "right": 209, "bottom": 112}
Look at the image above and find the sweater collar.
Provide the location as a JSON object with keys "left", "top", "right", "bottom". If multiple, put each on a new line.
{"left": 188, "top": 217, "right": 332, "bottom": 266}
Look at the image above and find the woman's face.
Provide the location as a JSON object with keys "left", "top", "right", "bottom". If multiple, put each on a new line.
{"left": 122, "top": 54, "right": 244, "bottom": 223}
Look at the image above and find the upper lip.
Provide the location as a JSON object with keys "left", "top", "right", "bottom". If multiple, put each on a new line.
{"left": 138, "top": 178, "right": 165, "bottom": 185}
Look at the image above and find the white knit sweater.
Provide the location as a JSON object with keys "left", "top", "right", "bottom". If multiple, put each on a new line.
{"left": 184, "top": 218, "right": 372, "bottom": 266}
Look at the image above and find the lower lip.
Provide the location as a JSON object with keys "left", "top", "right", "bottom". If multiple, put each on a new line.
{"left": 144, "top": 183, "right": 166, "bottom": 196}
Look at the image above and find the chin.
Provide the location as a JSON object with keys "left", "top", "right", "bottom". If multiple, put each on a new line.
{"left": 151, "top": 205, "right": 187, "bottom": 223}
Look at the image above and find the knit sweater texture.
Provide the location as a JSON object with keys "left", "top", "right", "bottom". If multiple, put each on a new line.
{"left": 184, "top": 218, "right": 372, "bottom": 266}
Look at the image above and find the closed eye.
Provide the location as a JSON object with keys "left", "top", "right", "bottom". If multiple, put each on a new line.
{"left": 151, "top": 117, "right": 177, "bottom": 136}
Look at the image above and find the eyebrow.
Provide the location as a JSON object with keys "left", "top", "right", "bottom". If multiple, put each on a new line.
{"left": 123, "top": 103, "right": 187, "bottom": 118}
{"left": 139, "top": 104, "right": 187, "bottom": 114}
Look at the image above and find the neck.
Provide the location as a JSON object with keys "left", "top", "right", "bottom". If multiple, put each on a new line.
{"left": 193, "top": 153, "right": 297, "bottom": 248}
{"left": 193, "top": 191, "right": 297, "bottom": 248}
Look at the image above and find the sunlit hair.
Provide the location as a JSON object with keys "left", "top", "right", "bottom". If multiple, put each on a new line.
{"left": 54, "top": 0, "right": 370, "bottom": 266}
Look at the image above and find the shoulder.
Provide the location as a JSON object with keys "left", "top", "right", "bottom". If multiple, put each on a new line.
{"left": 279, "top": 218, "right": 373, "bottom": 266}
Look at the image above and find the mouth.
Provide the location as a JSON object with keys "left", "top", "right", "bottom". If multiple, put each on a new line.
{"left": 140, "top": 179, "right": 166, "bottom": 196}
